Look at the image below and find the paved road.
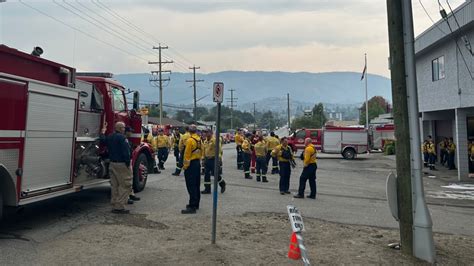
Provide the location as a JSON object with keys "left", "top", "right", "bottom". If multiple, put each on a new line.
{"left": 0, "top": 144, "right": 473, "bottom": 264}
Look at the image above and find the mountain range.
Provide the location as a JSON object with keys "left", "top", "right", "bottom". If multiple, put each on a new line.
{"left": 115, "top": 71, "right": 392, "bottom": 108}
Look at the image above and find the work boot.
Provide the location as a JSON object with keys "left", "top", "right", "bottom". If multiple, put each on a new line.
{"left": 220, "top": 181, "right": 226, "bottom": 193}
{"left": 172, "top": 171, "right": 180, "bottom": 176}
{"left": 256, "top": 176, "right": 261, "bottom": 182}
{"left": 306, "top": 194, "right": 316, "bottom": 199}
{"left": 181, "top": 207, "right": 197, "bottom": 214}
{"left": 130, "top": 195, "right": 140, "bottom": 201}
{"left": 201, "top": 187, "right": 211, "bottom": 194}
{"left": 293, "top": 194, "right": 304, "bottom": 199}
{"left": 245, "top": 174, "right": 253, "bottom": 179}
{"left": 127, "top": 199, "right": 134, "bottom": 204}
{"left": 262, "top": 176, "right": 268, "bottom": 183}
{"left": 186, "top": 204, "right": 199, "bottom": 210}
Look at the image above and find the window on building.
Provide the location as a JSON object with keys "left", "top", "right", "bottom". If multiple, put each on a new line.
{"left": 111, "top": 86, "right": 126, "bottom": 112}
{"left": 432, "top": 56, "right": 445, "bottom": 81}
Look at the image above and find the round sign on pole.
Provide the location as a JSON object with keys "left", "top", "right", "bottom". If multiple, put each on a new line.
{"left": 213, "top": 82, "right": 224, "bottom": 103}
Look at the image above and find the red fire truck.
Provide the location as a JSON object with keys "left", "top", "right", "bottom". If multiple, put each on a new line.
{"left": 370, "top": 124, "right": 395, "bottom": 150}
{"left": 0, "top": 45, "right": 155, "bottom": 220}
{"left": 288, "top": 126, "right": 369, "bottom": 159}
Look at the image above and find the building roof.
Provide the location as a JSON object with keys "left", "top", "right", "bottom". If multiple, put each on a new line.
{"left": 148, "top": 117, "right": 188, "bottom": 127}
{"left": 415, "top": 1, "right": 474, "bottom": 55}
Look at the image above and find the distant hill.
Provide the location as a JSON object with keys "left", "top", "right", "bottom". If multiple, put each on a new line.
{"left": 115, "top": 71, "right": 391, "bottom": 107}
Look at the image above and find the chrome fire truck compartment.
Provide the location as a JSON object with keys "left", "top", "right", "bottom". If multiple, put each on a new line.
{"left": 0, "top": 72, "right": 78, "bottom": 201}
{"left": 322, "top": 126, "right": 368, "bottom": 159}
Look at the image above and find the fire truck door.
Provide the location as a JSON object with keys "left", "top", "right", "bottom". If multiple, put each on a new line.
{"left": 21, "top": 81, "right": 78, "bottom": 194}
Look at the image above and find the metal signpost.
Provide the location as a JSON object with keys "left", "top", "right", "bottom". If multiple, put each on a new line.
{"left": 211, "top": 82, "right": 224, "bottom": 244}
{"left": 287, "top": 205, "right": 310, "bottom": 266}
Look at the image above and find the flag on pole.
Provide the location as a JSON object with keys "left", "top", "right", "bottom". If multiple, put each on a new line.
{"left": 360, "top": 63, "right": 367, "bottom": 81}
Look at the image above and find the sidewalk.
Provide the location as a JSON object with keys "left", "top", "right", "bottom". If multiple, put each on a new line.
{"left": 385, "top": 154, "right": 474, "bottom": 207}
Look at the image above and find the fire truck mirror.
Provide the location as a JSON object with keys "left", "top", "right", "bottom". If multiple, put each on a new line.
{"left": 133, "top": 91, "right": 140, "bottom": 110}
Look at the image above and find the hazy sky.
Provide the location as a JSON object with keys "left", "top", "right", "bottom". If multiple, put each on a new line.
{"left": 0, "top": 0, "right": 467, "bottom": 77}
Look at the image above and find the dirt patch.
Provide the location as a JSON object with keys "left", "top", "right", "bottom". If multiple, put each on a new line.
{"left": 102, "top": 213, "right": 169, "bottom": 230}
{"left": 35, "top": 212, "right": 473, "bottom": 265}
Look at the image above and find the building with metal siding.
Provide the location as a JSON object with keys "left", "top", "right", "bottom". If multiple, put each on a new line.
{"left": 415, "top": 0, "right": 473, "bottom": 181}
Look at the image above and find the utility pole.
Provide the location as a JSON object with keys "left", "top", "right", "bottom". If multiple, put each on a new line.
{"left": 149, "top": 44, "right": 173, "bottom": 125}
{"left": 287, "top": 93, "right": 291, "bottom": 130}
{"left": 387, "top": 0, "right": 434, "bottom": 262}
{"left": 186, "top": 65, "right": 204, "bottom": 123}
{"left": 226, "top": 89, "right": 238, "bottom": 130}
{"left": 253, "top": 103, "right": 256, "bottom": 130}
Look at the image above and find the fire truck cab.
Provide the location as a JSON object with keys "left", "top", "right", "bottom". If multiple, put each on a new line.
{"left": 0, "top": 45, "right": 155, "bottom": 220}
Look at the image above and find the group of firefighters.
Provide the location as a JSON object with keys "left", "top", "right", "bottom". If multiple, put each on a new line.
{"left": 422, "top": 135, "right": 457, "bottom": 170}
{"left": 102, "top": 121, "right": 318, "bottom": 214}
{"left": 235, "top": 129, "right": 318, "bottom": 198}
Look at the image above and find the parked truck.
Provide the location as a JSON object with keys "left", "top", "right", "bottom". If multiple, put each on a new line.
{"left": 0, "top": 45, "right": 155, "bottom": 220}
{"left": 370, "top": 124, "right": 395, "bottom": 150}
{"left": 287, "top": 126, "right": 369, "bottom": 159}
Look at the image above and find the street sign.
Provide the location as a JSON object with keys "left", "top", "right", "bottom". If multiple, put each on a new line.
{"left": 213, "top": 82, "right": 224, "bottom": 103}
{"left": 287, "top": 205, "right": 305, "bottom": 233}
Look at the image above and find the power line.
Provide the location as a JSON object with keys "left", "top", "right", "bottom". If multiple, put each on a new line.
{"left": 53, "top": 1, "right": 153, "bottom": 56}
{"left": 445, "top": 0, "right": 473, "bottom": 56}
{"left": 149, "top": 44, "right": 173, "bottom": 125}
{"left": 226, "top": 89, "right": 238, "bottom": 129}
{"left": 418, "top": 0, "right": 447, "bottom": 34}
{"left": 18, "top": 0, "right": 148, "bottom": 62}
{"left": 186, "top": 66, "right": 205, "bottom": 122}
{"left": 438, "top": 1, "right": 474, "bottom": 80}
{"left": 93, "top": 0, "right": 196, "bottom": 70}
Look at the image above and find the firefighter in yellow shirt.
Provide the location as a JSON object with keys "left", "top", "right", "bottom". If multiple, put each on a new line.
{"left": 201, "top": 129, "right": 226, "bottom": 194}
{"left": 426, "top": 136, "right": 436, "bottom": 170}
{"left": 447, "top": 137, "right": 456, "bottom": 170}
{"left": 422, "top": 139, "right": 429, "bottom": 167}
{"left": 271, "top": 137, "right": 294, "bottom": 195}
{"left": 155, "top": 128, "right": 170, "bottom": 170}
{"left": 242, "top": 133, "right": 253, "bottom": 179}
{"left": 235, "top": 129, "right": 244, "bottom": 170}
{"left": 439, "top": 137, "right": 448, "bottom": 166}
{"left": 170, "top": 127, "right": 181, "bottom": 173}
{"left": 254, "top": 136, "right": 268, "bottom": 182}
{"left": 294, "top": 138, "right": 317, "bottom": 199}
{"left": 265, "top": 131, "right": 280, "bottom": 174}
{"left": 181, "top": 125, "right": 202, "bottom": 214}
{"left": 173, "top": 126, "right": 190, "bottom": 176}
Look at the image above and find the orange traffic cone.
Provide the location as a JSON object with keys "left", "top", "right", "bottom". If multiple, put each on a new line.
{"left": 288, "top": 232, "right": 301, "bottom": 260}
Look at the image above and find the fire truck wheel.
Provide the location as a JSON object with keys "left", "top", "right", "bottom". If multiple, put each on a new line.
{"left": 343, "top": 148, "right": 356, "bottom": 160}
{"left": 133, "top": 153, "right": 148, "bottom": 193}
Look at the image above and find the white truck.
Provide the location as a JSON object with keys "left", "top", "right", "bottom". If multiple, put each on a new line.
{"left": 321, "top": 126, "right": 369, "bottom": 159}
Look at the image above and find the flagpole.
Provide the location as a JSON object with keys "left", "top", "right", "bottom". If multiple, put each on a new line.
{"left": 365, "top": 53, "right": 369, "bottom": 129}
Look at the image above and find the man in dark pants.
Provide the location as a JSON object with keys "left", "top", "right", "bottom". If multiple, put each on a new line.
{"left": 242, "top": 133, "right": 253, "bottom": 179}
{"left": 447, "top": 137, "right": 457, "bottom": 170}
{"left": 294, "top": 138, "right": 317, "bottom": 199}
{"left": 171, "top": 127, "right": 181, "bottom": 172}
{"left": 182, "top": 125, "right": 202, "bottom": 214}
{"left": 265, "top": 132, "right": 280, "bottom": 174}
{"left": 99, "top": 121, "right": 132, "bottom": 214}
{"left": 155, "top": 128, "right": 169, "bottom": 170}
{"left": 201, "top": 129, "right": 226, "bottom": 194}
{"left": 271, "top": 137, "right": 294, "bottom": 195}
{"left": 235, "top": 129, "right": 244, "bottom": 169}
{"left": 173, "top": 127, "right": 190, "bottom": 176}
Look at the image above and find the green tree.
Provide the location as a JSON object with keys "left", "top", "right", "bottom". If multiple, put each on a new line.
{"left": 174, "top": 110, "right": 193, "bottom": 124}
{"left": 147, "top": 104, "right": 167, "bottom": 118}
{"left": 195, "top": 106, "right": 209, "bottom": 121}
{"left": 291, "top": 102, "right": 327, "bottom": 130}
{"left": 359, "top": 96, "right": 389, "bottom": 126}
